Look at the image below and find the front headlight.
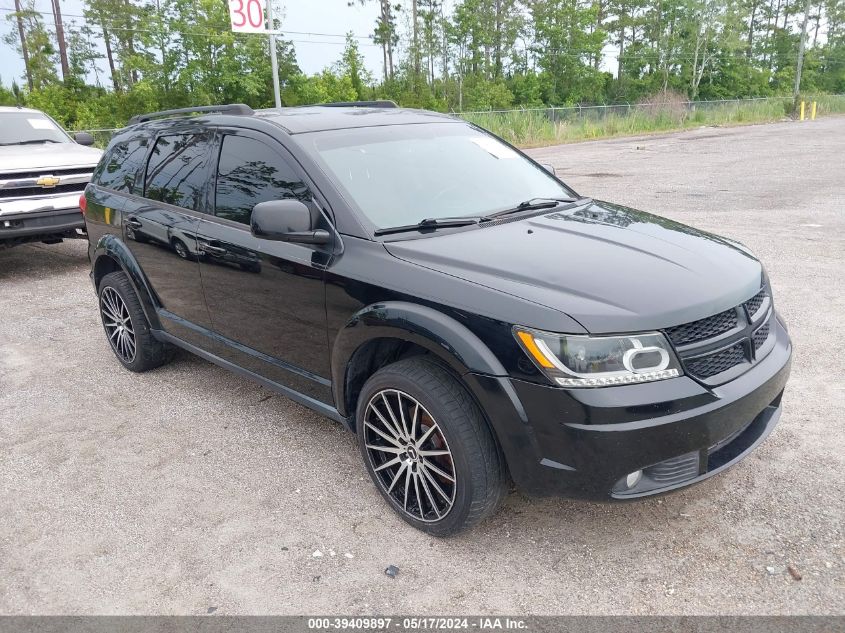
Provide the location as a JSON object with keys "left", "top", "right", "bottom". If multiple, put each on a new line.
{"left": 514, "top": 327, "right": 683, "bottom": 387}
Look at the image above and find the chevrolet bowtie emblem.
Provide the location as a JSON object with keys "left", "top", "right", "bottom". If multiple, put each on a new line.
{"left": 36, "top": 175, "right": 61, "bottom": 188}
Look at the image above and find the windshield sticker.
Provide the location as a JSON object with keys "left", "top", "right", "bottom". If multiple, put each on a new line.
{"left": 470, "top": 136, "right": 518, "bottom": 159}
{"left": 28, "top": 118, "right": 55, "bottom": 130}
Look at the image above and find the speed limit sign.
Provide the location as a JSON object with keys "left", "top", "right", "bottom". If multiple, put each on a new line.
{"left": 228, "top": 0, "right": 266, "bottom": 33}
{"left": 227, "top": 0, "right": 281, "bottom": 108}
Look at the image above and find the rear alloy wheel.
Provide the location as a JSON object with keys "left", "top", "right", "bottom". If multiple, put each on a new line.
{"left": 100, "top": 286, "right": 137, "bottom": 364}
{"left": 356, "top": 358, "right": 506, "bottom": 536}
{"left": 98, "top": 271, "right": 173, "bottom": 372}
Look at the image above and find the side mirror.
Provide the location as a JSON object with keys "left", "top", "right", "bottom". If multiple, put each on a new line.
{"left": 250, "top": 199, "right": 331, "bottom": 245}
{"left": 541, "top": 163, "right": 556, "bottom": 176}
{"left": 74, "top": 131, "right": 95, "bottom": 146}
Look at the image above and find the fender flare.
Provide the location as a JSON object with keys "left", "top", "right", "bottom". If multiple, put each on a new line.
{"left": 91, "top": 234, "right": 161, "bottom": 329}
{"left": 331, "top": 301, "right": 507, "bottom": 418}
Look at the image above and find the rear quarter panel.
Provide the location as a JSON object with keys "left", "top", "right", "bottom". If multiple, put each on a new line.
{"left": 84, "top": 184, "right": 127, "bottom": 262}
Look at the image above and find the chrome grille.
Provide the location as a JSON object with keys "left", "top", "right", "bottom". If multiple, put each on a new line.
{"left": 0, "top": 168, "right": 94, "bottom": 201}
{"left": 0, "top": 167, "right": 93, "bottom": 180}
{"left": 0, "top": 183, "right": 85, "bottom": 199}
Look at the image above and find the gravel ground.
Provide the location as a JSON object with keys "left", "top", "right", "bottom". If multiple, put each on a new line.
{"left": 1, "top": 118, "right": 843, "bottom": 615}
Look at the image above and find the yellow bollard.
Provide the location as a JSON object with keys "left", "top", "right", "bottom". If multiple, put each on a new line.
{"left": 811, "top": 101, "right": 817, "bottom": 120}
{"left": 800, "top": 101, "right": 805, "bottom": 121}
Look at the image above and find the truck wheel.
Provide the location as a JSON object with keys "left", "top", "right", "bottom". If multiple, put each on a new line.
{"left": 356, "top": 358, "right": 506, "bottom": 536}
{"left": 98, "top": 271, "right": 173, "bottom": 372}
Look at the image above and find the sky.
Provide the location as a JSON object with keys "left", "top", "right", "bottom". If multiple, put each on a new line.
{"left": 0, "top": 0, "right": 387, "bottom": 87}
{"left": 0, "top": 0, "right": 619, "bottom": 90}
{"left": 272, "top": 1, "right": 387, "bottom": 74}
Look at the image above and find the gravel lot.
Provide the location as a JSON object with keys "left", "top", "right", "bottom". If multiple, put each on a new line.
{"left": 1, "top": 118, "right": 843, "bottom": 615}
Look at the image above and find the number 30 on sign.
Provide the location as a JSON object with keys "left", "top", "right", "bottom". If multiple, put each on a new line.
{"left": 228, "top": 0, "right": 266, "bottom": 33}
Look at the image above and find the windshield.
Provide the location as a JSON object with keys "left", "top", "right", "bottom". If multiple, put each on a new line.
{"left": 0, "top": 111, "right": 71, "bottom": 145}
{"left": 304, "top": 122, "right": 575, "bottom": 230}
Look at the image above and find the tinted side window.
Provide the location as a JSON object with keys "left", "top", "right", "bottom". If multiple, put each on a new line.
{"left": 214, "top": 135, "right": 310, "bottom": 225}
{"left": 144, "top": 133, "right": 212, "bottom": 211}
{"left": 93, "top": 136, "right": 149, "bottom": 194}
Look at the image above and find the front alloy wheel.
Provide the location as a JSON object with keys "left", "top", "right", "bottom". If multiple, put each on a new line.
{"left": 356, "top": 358, "right": 506, "bottom": 536}
{"left": 363, "top": 389, "right": 457, "bottom": 522}
{"left": 173, "top": 239, "right": 189, "bottom": 259}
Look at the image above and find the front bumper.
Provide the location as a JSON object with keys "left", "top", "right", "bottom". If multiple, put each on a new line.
{"left": 0, "top": 206, "right": 85, "bottom": 243}
{"left": 466, "top": 315, "right": 792, "bottom": 499}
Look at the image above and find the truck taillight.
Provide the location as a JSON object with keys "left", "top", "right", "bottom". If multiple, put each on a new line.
{"left": 79, "top": 193, "right": 87, "bottom": 215}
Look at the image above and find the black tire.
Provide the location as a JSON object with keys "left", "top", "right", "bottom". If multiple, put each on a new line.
{"left": 356, "top": 358, "right": 506, "bottom": 536}
{"left": 98, "top": 271, "right": 173, "bottom": 372}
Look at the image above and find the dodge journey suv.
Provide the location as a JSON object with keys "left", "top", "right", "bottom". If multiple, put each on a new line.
{"left": 83, "top": 102, "right": 792, "bottom": 535}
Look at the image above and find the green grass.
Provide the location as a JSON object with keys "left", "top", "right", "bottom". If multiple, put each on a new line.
{"left": 458, "top": 95, "right": 845, "bottom": 148}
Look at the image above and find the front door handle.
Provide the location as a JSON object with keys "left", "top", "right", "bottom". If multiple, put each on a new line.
{"left": 200, "top": 244, "right": 227, "bottom": 256}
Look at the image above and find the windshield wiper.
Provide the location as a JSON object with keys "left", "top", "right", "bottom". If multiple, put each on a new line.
{"left": 0, "top": 139, "right": 60, "bottom": 146}
{"left": 373, "top": 197, "right": 590, "bottom": 236}
{"left": 374, "top": 216, "right": 484, "bottom": 236}
{"left": 481, "top": 196, "right": 584, "bottom": 220}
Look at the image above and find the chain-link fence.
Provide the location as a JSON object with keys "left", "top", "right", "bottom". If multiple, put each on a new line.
{"left": 455, "top": 96, "right": 774, "bottom": 120}
{"left": 453, "top": 95, "right": 845, "bottom": 120}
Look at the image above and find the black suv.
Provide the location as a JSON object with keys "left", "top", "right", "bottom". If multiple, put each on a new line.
{"left": 83, "top": 102, "right": 791, "bottom": 535}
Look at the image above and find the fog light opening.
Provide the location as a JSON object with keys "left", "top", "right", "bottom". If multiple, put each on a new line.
{"left": 625, "top": 470, "right": 643, "bottom": 489}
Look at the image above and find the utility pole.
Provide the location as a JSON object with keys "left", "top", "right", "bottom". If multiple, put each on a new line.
{"left": 50, "top": 0, "right": 70, "bottom": 82}
{"left": 13, "top": 0, "right": 33, "bottom": 91}
{"left": 266, "top": 0, "right": 281, "bottom": 108}
{"left": 102, "top": 22, "right": 120, "bottom": 92}
{"left": 411, "top": 0, "right": 419, "bottom": 83}
{"left": 792, "top": 0, "right": 812, "bottom": 114}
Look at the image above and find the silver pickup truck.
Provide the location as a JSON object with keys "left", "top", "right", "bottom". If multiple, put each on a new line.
{"left": 0, "top": 106, "right": 102, "bottom": 248}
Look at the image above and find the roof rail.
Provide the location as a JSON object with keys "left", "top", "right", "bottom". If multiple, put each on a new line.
{"left": 316, "top": 100, "right": 398, "bottom": 109}
{"left": 128, "top": 103, "right": 254, "bottom": 125}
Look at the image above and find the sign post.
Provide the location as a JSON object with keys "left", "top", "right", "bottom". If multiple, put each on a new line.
{"left": 266, "top": 0, "right": 281, "bottom": 108}
{"left": 228, "top": 0, "right": 281, "bottom": 108}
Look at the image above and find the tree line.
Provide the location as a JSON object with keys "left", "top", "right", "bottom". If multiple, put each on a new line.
{"left": 2, "top": 0, "right": 844, "bottom": 130}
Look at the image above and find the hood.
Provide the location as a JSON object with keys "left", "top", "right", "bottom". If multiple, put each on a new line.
{"left": 0, "top": 142, "right": 102, "bottom": 172}
{"left": 383, "top": 200, "right": 763, "bottom": 333}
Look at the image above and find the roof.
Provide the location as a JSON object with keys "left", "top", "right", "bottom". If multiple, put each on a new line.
{"left": 254, "top": 106, "right": 461, "bottom": 134}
